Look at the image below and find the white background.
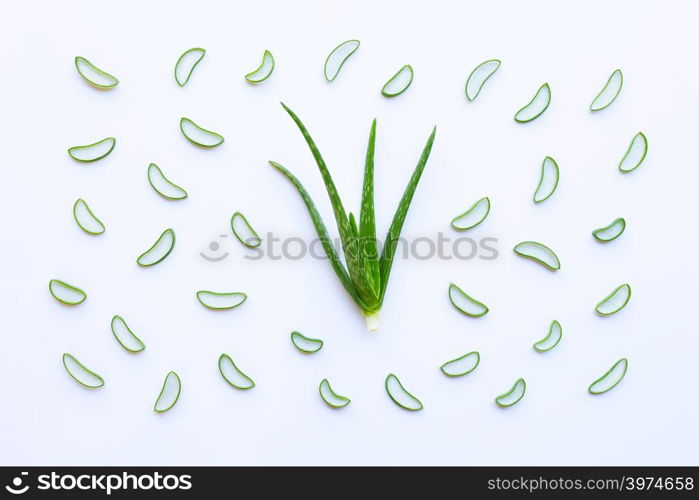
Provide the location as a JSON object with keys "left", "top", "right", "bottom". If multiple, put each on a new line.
{"left": 1, "top": 0, "right": 697, "bottom": 465}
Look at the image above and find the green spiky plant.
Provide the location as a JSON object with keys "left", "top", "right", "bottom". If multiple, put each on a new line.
{"left": 270, "top": 103, "right": 436, "bottom": 330}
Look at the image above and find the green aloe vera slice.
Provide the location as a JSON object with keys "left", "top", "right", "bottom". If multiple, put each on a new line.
{"left": 533, "top": 156, "right": 559, "bottom": 203}
{"left": 218, "top": 354, "right": 255, "bottom": 390}
{"left": 147, "top": 163, "right": 188, "bottom": 200}
{"left": 319, "top": 379, "right": 350, "bottom": 408}
{"left": 73, "top": 199, "right": 105, "bottom": 235}
{"left": 230, "top": 212, "right": 261, "bottom": 248}
{"left": 588, "top": 358, "right": 628, "bottom": 394}
{"left": 440, "top": 351, "right": 480, "bottom": 377}
{"left": 180, "top": 118, "right": 224, "bottom": 148}
{"left": 465, "top": 59, "right": 500, "bottom": 101}
{"left": 590, "top": 69, "right": 623, "bottom": 111}
{"left": 74, "top": 56, "right": 119, "bottom": 88}
{"left": 245, "top": 50, "right": 274, "bottom": 83}
{"left": 324, "top": 39, "right": 360, "bottom": 82}
{"left": 514, "top": 83, "right": 551, "bottom": 123}
{"left": 618, "top": 132, "right": 647, "bottom": 173}
{"left": 137, "top": 228, "right": 175, "bottom": 267}
{"left": 533, "top": 320, "right": 562, "bottom": 352}
{"left": 495, "top": 378, "right": 526, "bottom": 407}
{"left": 595, "top": 284, "right": 631, "bottom": 316}
{"left": 448, "top": 283, "right": 489, "bottom": 317}
{"left": 174, "top": 48, "right": 205, "bottom": 87}
{"left": 110, "top": 315, "right": 145, "bottom": 353}
{"left": 63, "top": 353, "right": 104, "bottom": 388}
{"left": 68, "top": 137, "right": 116, "bottom": 162}
{"left": 381, "top": 65, "right": 413, "bottom": 97}
{"left": 49, "top": 279, "right": 86, "bottom": 305}
{"left": 154, "top": 372, "right": 181, "bottom": 412}
{"left": 593, "top": 217, "right": 626, "bottom": 242}
{"left": 385, "top": 373, "right": 423, "bottom": 411}
{"left": 513, "top": 241, "right": 561, "bottom": 271}
{"left": 290, "top": 331, "right": 323, "bottom": 353}
{"left": 450, "top": 197, "right": 490, "bottom": 230}
{"left": 196, "top": 291, "right": 247, "bottom": 310}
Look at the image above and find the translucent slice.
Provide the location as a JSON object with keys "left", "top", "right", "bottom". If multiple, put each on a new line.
{"left": 588, "top": 358, "right": 628, "bottom": 394}
{"left": 180, "top": 117, "right": 224, "bottom": 148}
{"left": 440, "top": 351, "right": 480, "bottom": 377}
{"left": 595, "top": 284, "right": 631, "bottom": 316}
{"left": 514, "top": 83, "right": 551, "bottom": 123}
{"left": 533, "top": 320, "right": 562, "bottom": 352}
{"left": 154, "top": 372, "right": 181, "bottom": 412}
{"left": 533, "top": 156, "right": 559, "bottom": 203}
{"left": 324, "top": 39, "right": 360, "bottom": 82}
{"left": 73, "top": 199, "right": 105, "bottom": 235}
{"left": 319, "top": 379, "right": 350, "bottom": 408}
{"left": 174, "top": 48, "right": 206, "bottom": 87}
{"left": 465, "top": 59, "right": 501, "bottom": 101}
{"left": 618, "top": 132, "right": 647, "bottom": 173}
{"left": 63, "top": 353, "right": 104, "bottom": 388}
{"left": 49, "top": 279, "right": 86, "bottom": 305}
{"left": 245, "top": 50, "right": 274, "bottom": 83}
{"left": 513, "top": 241, "right": 561, "bottom": 271}
{"left": 593, "top": 217, "right": 626, "bottom": 242}
{"left": 218, "top": 354, "right": 255, "bottom": 390}
{"left": 68, "top": 137, "right": 116, "bottom": 162}
{"left": 381, "top": 65, "right": 413, "bottom": 97}
{"left": 137, "top": 228, "right": 175, "bottom": 267}
{"left": 290, "top": 331, "right": 323, "bottom": 353}
{"left": 450, "top": 197, "right": 490, "bottom": 231}
{"left": 495, "top": 378, "right": 526, "bottom": 407}
{"left": 385, "top": 373, "right": 423, "bottom": 411}
{"left": 110, "top": 315, "right": 145, "bottom": 353}
{"left": 230, "top": 212, "right": 261, "bottom": 248}
{"left": 196, "top": 291, "right": 247, "bottom": 310}
{"left": 74, "top": 56, "right": 119, "bottom": 88}
{"left": 448, "top": 283, "right": 489, "bottom": 317}
{"left": 590, "top": 69, "right": 623, "bottom": 112}
{"left": 147, "top": 163, "right": 187, "bottom": 200}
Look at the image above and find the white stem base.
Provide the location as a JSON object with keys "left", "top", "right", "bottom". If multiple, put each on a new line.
{"left": 365, "top": 311, "right": 380, "bottom": 331}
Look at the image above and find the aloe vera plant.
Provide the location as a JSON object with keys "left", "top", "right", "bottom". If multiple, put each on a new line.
{"left": 270, "top": 103, "right": 436, "bottom": 330}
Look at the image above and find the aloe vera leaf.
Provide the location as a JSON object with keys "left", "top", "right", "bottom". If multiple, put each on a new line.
{"left": 592, "top": 217, "right": 626, "bottom": 242}
{"left": 378, "top": 126, "right": 437, "bottom": 300}
{"left": 174, "top": 48, "right": 205, "bottom": 87}
{"left": 590, "top": 69, "right": 623, "bottom": 112}
{"left": 280, "top": 104, "right": 377, "bottom": 308}
{"left": 154, "top": 372, "right": 181, "bottom": 412}
{"left": 359, "top": 120, "right": 380, "bottom": 295}
{"left": 291, "top": 331, "right": 324, "bottom": 353}
{"left": 385, "top": 373, "right": 423, "bottom": 410}
{"left": 465, "top": 59, "right": 501, "bottom": 101}
{"left": 495, "top": 378, "right": 526, "bottom": 407}
{"left": 63, "top": 353, "right": 104, "bottom": 388}
{"left": 74, "top": 56, "right": 119, "bottom": 88}
{"left": 218, "top": 354, "right": 255, "bottom": 390}
{"left": 73, "top": 199, "right": 105, "bottom": 235}
{"left": 588, "top": 358, "right": 628, "bottom": 394}
{"left": 514, "top": 83, "right": 551, "bottom": 123}
{"left": 324, "top": 40, "right": 360, "bottom": 82}
{"left": 381, "top": 65, "right": 413, "bottom": 97}
{"left": 244, "top": 50, "right": 274, "bottom": 83}
{"left": 268, "top": 161, "right": 367, "bottom": 311}
{"left": 319, "top": 379, "right": 351, "bottom": 408}
{"left": 618, "top": 132, "right": 648, "bottom": 173}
